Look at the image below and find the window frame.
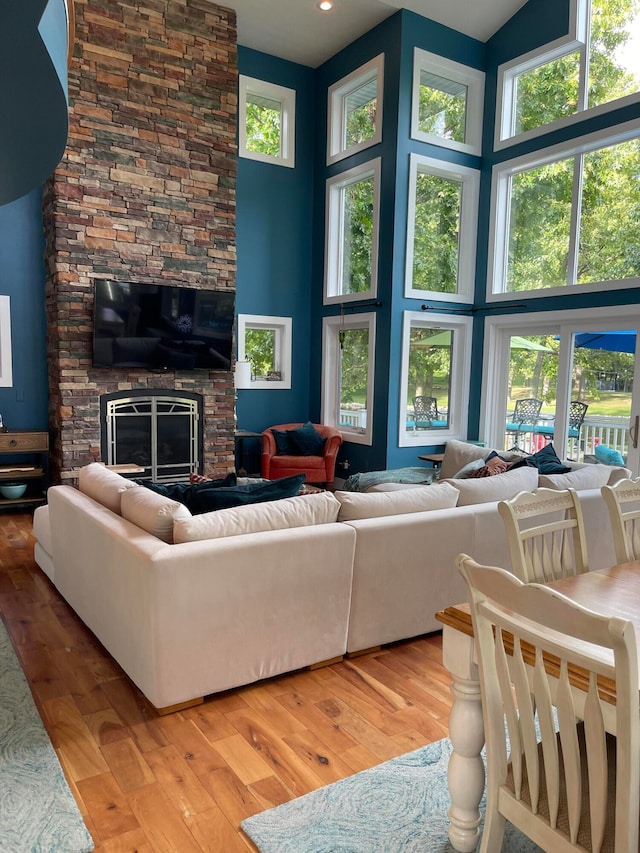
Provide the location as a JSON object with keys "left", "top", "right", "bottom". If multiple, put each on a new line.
{"left": 0, "top": 295, "right": 12, "bottom": 388}
{"left": 486, "top": 118, "right": 640, "bottom": 302}
{"left": 238, "top": 75, "right": 296, "bottom": 169}
{"left": 237, "top": 314, "right": 292, "bottom": 390}
{"left": 324, "top": 157, "right": 381, "bottom": 306}
{"left": 405, "top": 153, "right": 480, "bottom": 303}
{"left": 398, "top": 311, "right": 473, "bottom": 447}
{"left": 495, "top": 0, "right": 640, "bottom": 150}
{"left": 326, "top": 54, "right": 384, "bottom": 166}
{"left": 411, "top": 48, "right": 485, "bottom": 156}
{"left": 321, "top": 311, "right": 376, "bottom": 446}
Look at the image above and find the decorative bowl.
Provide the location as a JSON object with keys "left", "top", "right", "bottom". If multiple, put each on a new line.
{"left": 0, "top": 483, "right": 27, "bottom": 499}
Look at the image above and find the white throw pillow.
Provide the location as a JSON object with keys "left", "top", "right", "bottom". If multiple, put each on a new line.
{"left": 441, "top": 466, "right": 538, "bottom": 506}
{"left": 78, "top": 462, "right": 138, "bottom": 514}
{"left": 334, "top": 482, "right": 460, "bottom": 521}
{"left": 173, "top": 491, "right": 340, "bottom": 542}
{"left": 120, "top": 486, "right": 191, "bottom": 543}
{"left": 538, "top": 464, "right": 614, "bottom": 491}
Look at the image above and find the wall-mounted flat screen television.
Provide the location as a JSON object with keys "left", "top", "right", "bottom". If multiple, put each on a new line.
{"left": 93, "top": 281, "right": 235, "bottom": 370}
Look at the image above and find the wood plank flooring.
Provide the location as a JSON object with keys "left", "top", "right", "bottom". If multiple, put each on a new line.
{"left": 0, "top": 510, "right": 454, "bottom": 852}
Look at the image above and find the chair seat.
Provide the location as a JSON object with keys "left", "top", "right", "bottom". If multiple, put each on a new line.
{"left": 505, "top": 422, "right": 537, "bottom": 434}
{"left": 412, "top": 419, "right": 448, "bottom": 429}
{"left": 533, "top": 424, "right": 579, "bottom": 437}
{"left": 270, "top": 454, "right": 325, "bottom": 470}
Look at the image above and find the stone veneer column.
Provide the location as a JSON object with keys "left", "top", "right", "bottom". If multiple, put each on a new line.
{"left": 43, "top": 0, "right": 237, "bottom": 484}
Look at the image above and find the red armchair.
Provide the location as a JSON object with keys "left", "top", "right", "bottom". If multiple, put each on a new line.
{"left": 261, "top": 423, "right": 343, "bottom": 486}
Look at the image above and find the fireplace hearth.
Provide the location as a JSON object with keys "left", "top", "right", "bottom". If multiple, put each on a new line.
{"left": 101, "top": 390, "right": 203, "bottom": 483}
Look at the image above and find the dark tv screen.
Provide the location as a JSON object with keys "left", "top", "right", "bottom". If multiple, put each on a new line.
{"left": 93, "top": 281, "right": 235, "bottom": 370}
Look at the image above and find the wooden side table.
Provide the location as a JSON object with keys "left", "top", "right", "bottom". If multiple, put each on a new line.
{"left": 418, "top": 452, "right": 444, "bottom": 470}
{"left": 0, "top": 430, "right": 49, "bottom": 509}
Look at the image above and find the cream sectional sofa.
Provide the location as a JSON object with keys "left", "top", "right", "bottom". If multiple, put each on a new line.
{"left": 32, "top": 451, "right": 627, "bottom": 712}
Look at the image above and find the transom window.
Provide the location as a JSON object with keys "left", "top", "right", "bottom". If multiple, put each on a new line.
{"left": 405, "top": 154, "right": 479, "bottom": 302}
{"left": 239, "top": 76, "right": 295, "bottom": 168}
{"left": 324, "top": 158, "right": 380, "bottom": 304}
{"left": 327, "top": 55, "right": 383, "bottom": 165}
{"left": 399, "top": 312, "right": 473, "bottom": 446}
{"left": 497, "top": 0, "right": 640, "bottom": 147}
{"left": 488, "top": 122, "right": 640, "bottom": 298}
{"left": 322, "top": 312, "right": 376, "bottom": 445}
{"left": 411, "top": 49, "right": 484, "bottom": 155}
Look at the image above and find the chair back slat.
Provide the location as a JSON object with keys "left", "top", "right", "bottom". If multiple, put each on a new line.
{"left": 457, "top": 554, "right": 640, "bottom": 852}
{"left": 499, "top": 488, "right": 589, "bottom": 583}
{"left": 602, "top": 478, "right": 640, "bottom": 564}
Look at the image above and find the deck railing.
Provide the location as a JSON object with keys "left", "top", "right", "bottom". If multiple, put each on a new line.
{"left": 504, "top": 414, "right": 630, "bottom": 462}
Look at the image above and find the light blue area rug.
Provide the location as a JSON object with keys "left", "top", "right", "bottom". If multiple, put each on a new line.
{"left": 0, "top": 619, "right": 94, "bottom": 853}
{"left": 241, "top": 736, "right": 543, "bottom": 853}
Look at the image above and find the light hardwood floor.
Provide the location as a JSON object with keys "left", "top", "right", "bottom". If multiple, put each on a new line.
{"left": 0, "top": 510, "right": 454, "bottom": 852}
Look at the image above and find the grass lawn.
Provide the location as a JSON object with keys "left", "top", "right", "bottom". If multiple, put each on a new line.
{"left": 512, "top": 387, "right": 632, "bottom": 417}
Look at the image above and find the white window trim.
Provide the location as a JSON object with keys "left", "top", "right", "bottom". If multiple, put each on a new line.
{"left": 238, "top": 75, "right": 296, "bottom": 168}
{"left": 495, "top": 0, "right": 640, "bottom": 150}
{"left": 237, "top": 314, "right": 292, "bottom": 389}
{"left": 398, "top": 311, "right": 473, "bottom": 447}
{"left": 411, "top": 48, "right": 485, "bottom": 156}
{"left": 486, "top": 117, "right": 640, "bottom": 302}
{"left": 324, "top": 157, "right": 381, "bottom": 306}
{"left": 405, "top": 153, "right": 479, "bottom": 303}
{"left": 321, "top": 312, "right": 376, "bottom": 446}
{"left": 480, "top": 305, "right": 640, "bottom": 459}
{"left": 327, "top": 54, "right": 384, "bottom": 166}
{"left": 0, "top": 295, "right": 12, "bottom": 388}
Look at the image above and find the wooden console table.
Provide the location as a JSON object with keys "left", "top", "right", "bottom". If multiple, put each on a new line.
{"left": 0, "top": 430, "right": 49, "bottom": 510}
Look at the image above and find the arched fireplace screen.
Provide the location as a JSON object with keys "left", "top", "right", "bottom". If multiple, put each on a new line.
{"left": 101, "top": 390, "right": 202, "bottom": 482}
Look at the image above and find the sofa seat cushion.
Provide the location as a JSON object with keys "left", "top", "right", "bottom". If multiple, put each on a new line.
{"left": 120, "top": 485, "right": 192, "bottom": 543}
{"left": 270, "top": 454, "right": 325, "bottom": 470}
{"left": 173, "top": 491, "right": 341, "bottom": 542}
{"left": 334, "top": 482, "right": 460, "bottom": 521}
{"left": 441, "top": 465, "right": 538, "bottom": 506}
{"left": 78, "top": 462, "right": 138, "bottom": 514}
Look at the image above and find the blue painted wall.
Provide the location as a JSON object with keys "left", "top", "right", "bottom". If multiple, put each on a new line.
{"left": 0, "top": 189, "right": 48, "bottom": 430}
{"left": 235, "top": 48, "right": 316, "bottom": 437}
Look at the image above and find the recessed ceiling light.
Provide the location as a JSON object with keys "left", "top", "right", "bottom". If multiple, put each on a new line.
{"left": 317, "top": 1, "right": 333, "bottom": 11}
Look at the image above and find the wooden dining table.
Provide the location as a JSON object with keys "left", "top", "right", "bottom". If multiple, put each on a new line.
{"left": 435, "top": 560, "right": 640, "bottom": 853}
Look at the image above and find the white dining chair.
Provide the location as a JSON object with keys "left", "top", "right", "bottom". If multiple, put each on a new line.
{"left": 601, "top": 478, "right": 640, "bottom": 565}
{"left": 456, "top": 553, "right": 640, "bottom": 852}
{"left": 498, "top": 487, "right": 588, "bottom": 583}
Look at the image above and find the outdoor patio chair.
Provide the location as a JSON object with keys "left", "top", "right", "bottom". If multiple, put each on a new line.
{"left": 412, "top": 396, "right": 447, "bottom": 429}
{"left": 533, "top": 400, "right": 589, "bottom": 457}
{"left": 505, "top": 397, "right": 542, "bottom": 450}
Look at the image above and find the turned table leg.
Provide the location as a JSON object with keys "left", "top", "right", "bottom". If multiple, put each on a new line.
{"left": 441, "top": 625, "right": 485, "bottom": 853}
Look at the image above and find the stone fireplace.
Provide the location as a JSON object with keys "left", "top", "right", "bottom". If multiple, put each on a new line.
{"left": 42, "top": 0, "right": 238, "bottom": 485}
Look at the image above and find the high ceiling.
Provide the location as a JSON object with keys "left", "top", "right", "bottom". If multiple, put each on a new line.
{"left": 219, "top": 0, "right": 529, "bottom": 68}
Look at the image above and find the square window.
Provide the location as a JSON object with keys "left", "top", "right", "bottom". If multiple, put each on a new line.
{"left": 405, "top": 154, "right": 479, "bottom": 302}
{"left": 411, "top": 49, "right": 484, "bottom": 156}
{"left": 237, "top": 315, "right": 292, "bottom": 389}
{"left": 324, "top": 158, "right": 380, "bottom": 304}
{"left": 327, "top": 55, "right": 383, "bottom": 165}
{"left": 239, "top": 76, "right": 295, "bottom": 168}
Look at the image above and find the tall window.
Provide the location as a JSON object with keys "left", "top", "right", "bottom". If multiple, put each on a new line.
{"left": 327, "top": 55, "right": 383, "bottom": 165}
{"left": 237, "top": 315, "right": 292, "bottom": 389}
{"left": 405, "top": 154, "right": 479, "bottom": 302}
{"left": 399, "top": 312, "right": 473, "bottom": 446}
{"left": 322, "top": 312, "right": 376, "bottom": 445}
{"left": 239, "top": 76, "right": 295, "bottom": 168}
{"left": 497, "top": 0, "right": 640, "bottom": 146}
{"left": 488, "top": 125, "right": 640, "bottom": 297}
{"left": 412, "top": 49, "right": 484, "bottom": 155}
{"left": 324, "top": 159, "right": 380, "bottom": 304}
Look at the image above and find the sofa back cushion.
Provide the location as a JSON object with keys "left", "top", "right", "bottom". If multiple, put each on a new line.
{"left": 538, "top": 464, "right": 622, "bottom": 491}
{"left": 439, "top": 440, "right": 524, "bottom": 480}
{"left": 78, "top": 463, "right": 138, "bottom": 514}
{"left": 173, "top": 491, "right": 340, "bottom": 542}
{"left": 334, "top": 482, "right": 460, "bottom": 521}
{"left": 120, "top": 486, "right": 192, "bottom": 543}
{"left": 441, "top": 465, "right": 538, "bottom": 506}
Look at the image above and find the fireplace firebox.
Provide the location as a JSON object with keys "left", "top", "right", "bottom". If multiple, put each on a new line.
{"left": 100, "top": 390, "right": 203, "bottom": 482}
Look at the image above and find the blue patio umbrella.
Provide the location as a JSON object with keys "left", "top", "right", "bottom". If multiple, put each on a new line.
{"left": 574, "top": 331, "right": 636, "bottom": 353}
